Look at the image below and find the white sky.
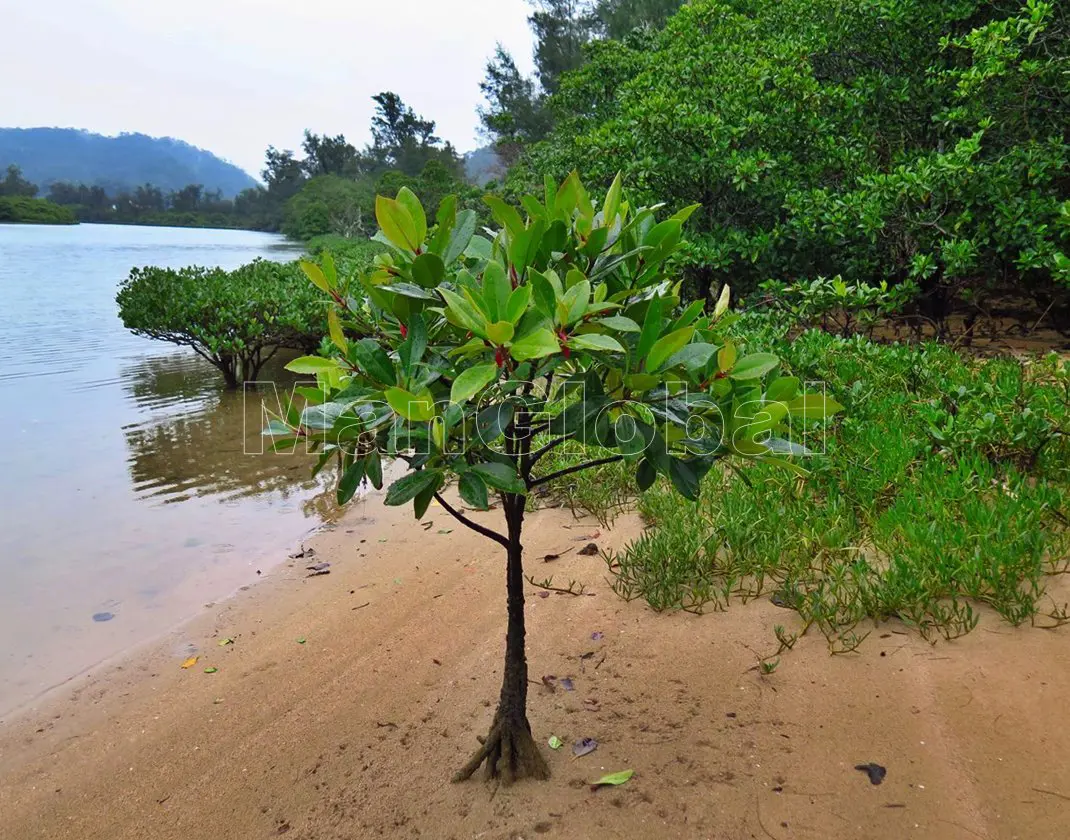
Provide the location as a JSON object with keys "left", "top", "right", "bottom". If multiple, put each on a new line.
{"left": 1, "top": 0, "right": 536, "bottom": 178}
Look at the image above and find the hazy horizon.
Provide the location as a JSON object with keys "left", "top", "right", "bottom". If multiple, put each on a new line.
{"left": 1, "top": 0, "right": 537, "bottom": 179}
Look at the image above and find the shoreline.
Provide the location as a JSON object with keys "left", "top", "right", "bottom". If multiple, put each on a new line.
{"left": 1, "top": 496, "right": 1068, "bottom": 839}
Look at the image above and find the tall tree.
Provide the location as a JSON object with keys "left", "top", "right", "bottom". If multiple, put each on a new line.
{"left": 0, "top": 164, "right": 38, "bottom": 198}
{"left": 301, "top": 131, "right": 361, "bottom": 177}
{"left": 528, "top": 0, "right": 596, "bottom": 95}
{"left": 592, "top": 0, "right": 685, "bottom": 38}
{"left": 479, "top": 46, "right": 554, "bottom": 163}
{"left": 367, "top": 92, "right": 460, "bottom": 178}
{"left": 262, "top": 146, "right": 307, "bottom": 201}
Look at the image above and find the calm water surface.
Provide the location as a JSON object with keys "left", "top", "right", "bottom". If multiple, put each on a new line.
{"left": 0, "top": 223, "right": 337, "bottom": 716}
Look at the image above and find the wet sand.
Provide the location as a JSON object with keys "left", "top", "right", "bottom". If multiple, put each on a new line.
{"left": 1, "top": 493, "right": 1068, "bottom": 840}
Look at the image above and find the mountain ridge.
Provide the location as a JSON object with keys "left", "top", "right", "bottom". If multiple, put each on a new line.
{"left": 0, "top": 128, "right": 258, "bottom": 197}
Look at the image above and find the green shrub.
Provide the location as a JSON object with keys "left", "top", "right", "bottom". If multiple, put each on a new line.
{"left": 0, "top": 196, "right": 77, "bottom": 224}
{"left": 116, "top": 259, "right": 327, "bottom": 387}
{"left": 514, "top": 0, "right": 1070, "bottom": 330}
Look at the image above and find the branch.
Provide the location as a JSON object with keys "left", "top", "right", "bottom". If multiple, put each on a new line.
{"left": 529, "top": 455, "right": 625, "bottom": 489}
{"left": 433, "top": 492, "right": 509, "bottom": 549}
{"left": 525, "top": 434, "right": 574, "bottom": 472}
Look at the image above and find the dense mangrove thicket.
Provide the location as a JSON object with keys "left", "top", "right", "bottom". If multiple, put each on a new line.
{"left": 503, "top": 0, "right": 1068, "bottom": 335}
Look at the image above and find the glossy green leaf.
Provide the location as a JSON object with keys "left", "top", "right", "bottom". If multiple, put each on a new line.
{"left": 730, "top": 353, "right": 779, "bottom": 381}
{"left": 590, "top": 770, "right": 634, "bottom": 788}
{"left": 384, "top": 387, "right": 435, "bottom": 422}
{"left": 598, "top": 315, "right": 641, "bottom": 332}
{"left": 786, "top": 394, "right": 845, "bottom": 420}
{"left": 483, "top": 195, "right": 525, "bottom": 238}
{"left": 471, "top": 461, "right": 526, "bottom": 494}
{"left": 511, "top": 328, "right": 561, "bottom": 361}
{"left": 444, "top": 209, "right": 476, "bottom": 265}
{"left": 412, "top": 252, "right": 445, "bottom": 288}
{"left": 351, "top": 338, "right": 396, "bottom": 386}
{"left": 327, "top": 308, "right": 348, "bottom": 355}
{"left": 458, "top": 471, "right": 490, "bottom": 510}
{"left": 337, "top": 458, "right": 366, "bottom": 505}
{"left": 286, "top": 356, "right": 339, "bottom": 375}
{"left": 486, "top": 320, "right": 515, "bottom": 345}
{"left": 375, "top": 195, "right": 419, "bottom": 252}
{"left": 300, "top": 260, "right": 330, "bottom": 293}
{"left": 384, "top": 469, "right": 442, "bottom": 507}
{"left": 396, "top": 187, "right": 427, "bottom": 247}
{"left": 646, "top": 327, "right": 695, "bottom": 372}
{"left": 450, "top": 363, "right": 498, "bottom": 405}
{"left": 635, "top": 296, "right": 663, "bottom": 365}
{"left": 570, "top": 333, "right": 625, "bottom": 353}
{"left": 505, "top": 285, "right": 532, "bottom": 324}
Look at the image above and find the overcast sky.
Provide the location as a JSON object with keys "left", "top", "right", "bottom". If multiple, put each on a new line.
{"left": 2, "top": 0, "right": 536, "bottom": 178}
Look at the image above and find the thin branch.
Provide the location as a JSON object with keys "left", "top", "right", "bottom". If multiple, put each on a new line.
{"left": 525, "top": 433, "right": 574, "bottom": 471}
{"left": 432, "top": 492, "right": 509, "bottom": 549}
{"left": 529, "top": 455, "right": 625, "bottom": 489}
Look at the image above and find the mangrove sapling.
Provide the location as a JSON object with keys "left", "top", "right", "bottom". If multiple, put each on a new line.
{"left": 269, "top": 174, "right": 837, "bottom": 783}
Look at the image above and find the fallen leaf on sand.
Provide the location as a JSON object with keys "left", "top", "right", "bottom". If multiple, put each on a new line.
{"left": 203, "top": 667, "right": 218, "bottom": 674}
{"left": 578, "top": 543, "right": 600, "bottom": 556}
{"left": 560, "top": 677, "right": 575, "bottom": 691}
{"left": 537, "top": 591, "right": 550, "bottom": 598}
{"left": 590, "top": 770, "right": 633, "bottom": 790}
{"left": 572, "top": 738, "right": 598, "bottom": 757}
{"left": 437, "top": 529, "right": 453, "bottom": 534}
{"left": 181, "top": 656, "right": 198, "bottom": 669}
{"left": 548, "top": 735, "right": 563, "bottom": 750}
{"left": 218, "top": 638, "right": 234, "bottom": 646}
{"left": 297, "top": 638, "right": 306, "bottom": 644}
{"left": 541, "top": 675, "right": 557, "bottom": 692}
{"left": 855, "top": 763, "right": 887, "bottom": 785}
{"left": 543, "top": 547, "right": 573, "bottom": 562}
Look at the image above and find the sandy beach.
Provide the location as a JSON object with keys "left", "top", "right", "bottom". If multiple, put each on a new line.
{"left": 1, "top": 492, "right": 1068, "bottom": 840}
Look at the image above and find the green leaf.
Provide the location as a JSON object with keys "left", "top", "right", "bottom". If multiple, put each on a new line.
{"left": 590, "top": 770, "right": 634, "bottom": 788}
{"left": 476, "top": 403, "right": 513, "bottom": 443}
{"left": 337, "top": 458, "right": 366, "bottom": 505}
{"left": 327, "top": 308, "right": 348, "bottom": 355}
{"left": 366, "top": 449, "right": 383, "bottom": 489}
{"left": 451, "top": 364, "right": 498, "bottom": 405}
{"left": 668, "top": 458, "right": 700, "bottom": 501}
{"left": 286, "top": 356, "right": 338, "bottom": 375}
{"left": 786, "top": 394, "right": 845, "bottom": 420}
{"left": 482, "top": 261, "right": 511, "bottom": 321}
{"left": 598, "top": 315, "right": 641, "bottom": 332}
{"left": 602, "top": 171, "right": 623, "bottom": 222}
{"left": 505, "top": 285, "right": 531, "bottom": 324}
{"left": 300, "top": 259, "right": 330, "bottom": 293}
{"left": 428, "top": 194, "right": 457, "bottom": 256}
{"left": 730, "top": 353, "right": 779, "bottom": 381}
{"left": 646, "top": 326, "right": 695, "bottom": 372}
{"left": 548, "top": 735, "right": 564, "bottom": 751}
{"left": 530, "top": 271, "right": 558, "bottom": 320}
{"left": 483, "top": 195, "right": 525, "bottom": 238}
{"left": 399, "top": 313, "right": 428, "bottom": 375}
{"left": 635, "top": 297, "right": 663, "bottom": 365}
{"left": 380, "top": 281, "right": 438, "bottom": 300}
{"left": 458, "top": 472, "right": 490, "bottom": 510}
{"left": 570, "top": 334, "right": 625, "bottom": 353}
{"left": 563, "top": 278, "right": 591, "bottom": 326}
{"left": 396, "top": 187, "right": 427, "bottom": 246}
{"left": 412, "top": 253, "right": 445, "bottom": 288}
{"left": 438, "top": 287, "right": 487, "bottom": 335}
{"left": 662, "top": 342, "right": 718, "bottom": 372}
{"left": 717, "top": 342, "right": 737, "bottom": 372}
{"left": 636, "top": 459, "right": 657, "bottom": 491}
{"left": 352, "top": 338, "right": 396, "bottom": 386}
{"left": 486, "top": 320, "right": 515, "bottom": 345}
{"left": 766, "top": 376, "right": 800, "bottom": 403}
{"left": 413, "top": 480, "right": 437, "bottom": 519}
{"left": 471, "top": 461, "right": 526, "bottom": 494}
{"left": 384, "top": 387, "right": 436, "bottom": 422}
{"left": 384, "top": 469, "right": 442, "bottom": 507}
{"left": 445, "top": 209, "right": 477, "bottom": 265}
{"left": 375, "top": 195, "right": 419, "bottom": 252}
{"left": 511, "top": 328, "right": 561, "bottom": 361}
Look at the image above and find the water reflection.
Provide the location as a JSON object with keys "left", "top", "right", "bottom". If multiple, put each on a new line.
{"left": 120, "top": 351, "right": 338, "bottom": 516}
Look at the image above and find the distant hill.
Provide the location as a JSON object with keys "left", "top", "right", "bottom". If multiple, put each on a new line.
{"left": 0, "top": 128, "right": 258, "bottom": 198}
{"left": 464, "top": 145, "right": 506, "bottom": 186}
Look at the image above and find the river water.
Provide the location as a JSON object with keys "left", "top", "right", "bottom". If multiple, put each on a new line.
{"left": 0, "top": 223, "right": 335, "bottom": 717}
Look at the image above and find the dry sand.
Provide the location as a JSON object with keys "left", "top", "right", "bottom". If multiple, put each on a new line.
{"left": 1, "top": 494, "right": 1068, "bottom": 840}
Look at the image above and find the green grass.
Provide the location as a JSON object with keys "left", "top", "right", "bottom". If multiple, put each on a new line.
{"left": 596, "top": 328, "right": 1070, "bottom": 649}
